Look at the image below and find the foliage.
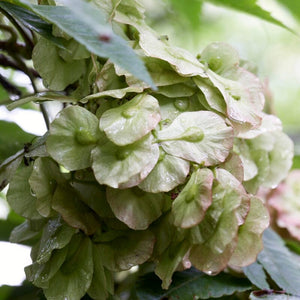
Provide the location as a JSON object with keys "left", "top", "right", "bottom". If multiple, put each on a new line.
{"left": 0, "top": 0, "right": 299, "bottom": 299}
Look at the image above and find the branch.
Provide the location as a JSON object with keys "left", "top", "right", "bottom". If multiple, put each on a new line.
{"left": 0, "top": 73, "right": 22, "bottom": 96}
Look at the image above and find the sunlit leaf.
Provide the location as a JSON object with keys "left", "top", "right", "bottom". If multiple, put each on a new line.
{"left": 46, "top": 106, "right": 100, "bottom": 171}
{"left": 91, "top": 134, "right": 159, "bottom": 188}
{"left": 157, "top": 111, "right": 233, "bottom": 165}
{"left": 100, "top": 94, "right": 161, "bottom": 146}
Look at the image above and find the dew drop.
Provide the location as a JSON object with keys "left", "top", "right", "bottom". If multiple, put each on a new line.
{"left": 174, "top": 99, "right": 189, "bottom": 111}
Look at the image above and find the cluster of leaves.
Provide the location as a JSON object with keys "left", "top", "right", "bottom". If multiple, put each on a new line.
{"left": 0, "top": 0, "right": 298, "bottom": 299}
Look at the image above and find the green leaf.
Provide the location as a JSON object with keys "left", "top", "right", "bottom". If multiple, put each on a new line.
{"left": 100, "top": 94, "right": 161, "bottom": 146}
{"left": 46, "top": 105, "right": 100, "bottom": 171}
{"left": 172, "top": 168, "right": 213, "bottom": 228}
{"left": 136, "top": 268, "right": 252, "bottom": 300}
{"left": 275, "top": 0, "right": 300, "bottom": 23}
{"left": 99, "top": 230, "right": 155, "bottom": 271}
{"left": 257, "top": 228, "right": 300, "bottom": 295}
{"left": 52, "top": 184, "right": 101, "bottom": 235}
{"left": 6, "top": 92, "right": 77, "bottom": 111}
{"left": 9, "top": 219, "right": 43, "bottom": 244}
{"left": 26, "top": 245, "right": 69, "bottom": 289}
{"left": 21, "top": 0, "right": 155, "bottom": 88}
{"left": 29, "top": 157, "right": 65, "bottom": 217}
{"left": 32, "top": 37, "right": 86, "bottom": 91}
{"left": 71, "top": 181, "right": 114, "bottom": 218}
{"left": 0, "top": 120, "right": 35, "bottom": 163}
{"left": 0, "top": 1, "right": 66, "bottom": 49}
{"left": 243, "top": 261, "right": 270, "bottom": 290}
{"left": 200, "top": 42, "right": 240, "bottom": 75}
{"left": 6, "top": 164, "right": 41, "bottom": 219}
{"left": 106, "top": 187, "right": 165, "bottom": 230}
{"left": 43, "top": 235, "right": 94, "bottom": 300}
{"left": 35, "top": 217, "right": 75, "bottom": 264}
{"left": 91, "top": 134, "right": 159, "bottom": 188}
{"left": 87, "top": 244, "right": 114, "bottom": 299}
{"left": 155, "top": 240, "right": 190, "bottom": 289}
{"left": 138, "top": 151, "right": 190, "bottom": 193}
{"left": 205, "top": 0, "right": 295, "bottom": 34}
{"left": 157, "top": 111, "right": 233, "bottom": 165}
{"left": 229, "top": 197, "right": 270, "bottom": 267}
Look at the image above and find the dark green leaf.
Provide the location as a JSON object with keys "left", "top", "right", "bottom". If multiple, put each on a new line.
{"left": 257, "top": 228, "right": 300, "bottom": 295}
{"left": 18, "top": 0, "right": 155, "bottom": 88}
{"left": 6, "top": 164, "right": 41, "bottom": 219}
{"left": 243, "top": 261, "right": 270, "bottom": 290}
{"left": 43, "top": 235, "right": 94, "bottom": 300}
{"left": 52, "top": 184, "right": 101, "bottom": 235}
{"left": 0, "top": 121, "right": 35, "bottom": 163}
{"left": 136, "top": 268, "right": 252, "bottom": 300}
{"left": 0, "top": 1, "right": 66, "bottom": 49}
{"left": 205, "top": 0, "right": 295, "bottom": 34}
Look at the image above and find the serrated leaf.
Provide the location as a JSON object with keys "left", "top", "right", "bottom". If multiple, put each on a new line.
{"left": 138, "top": 151, "right": 190, "bottom": 193}
{"left": 99, "top": 230, "right": 155, "bottom": 271}
{"left": 172, "top": 168, "right": 213, "bottom": 228}
{"left": 19, "top": 0, "right": 155, "bottom": 88}
{"left": 243, "top": 261, "right": 270, "bottom": 290}
{"left": 106, "top": 187, "right": 165, "bottom": 230}
{"left": 136, "top": 268, "right": 252, "bottom": 300}
{"left": 100, "top": 94, "right": 161, "bottom": 146}
{"left": 257, "top": 228, "right": 300, "bottom": 295}
{"left": 205, "top": 0, "right": 295, "bottom": 34}
{"left": 157, "top": 111, "right": 233, "bottom": 165}
{"left": 6, "top": 164, "right": 41, "bottom": 219}
{"left": 46, "top": 106, "right": 100, "bottom": 171}
{"left": 91, "top": 134, "right": 159, "bottom": 188}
